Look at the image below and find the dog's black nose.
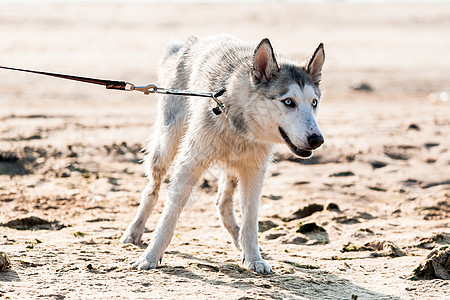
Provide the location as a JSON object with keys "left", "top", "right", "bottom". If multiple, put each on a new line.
{"left": 307, "top": 134, "right": 324, "bottom": 149}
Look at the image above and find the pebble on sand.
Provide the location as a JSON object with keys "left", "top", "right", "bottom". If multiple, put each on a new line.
{"left": 350, "top": 81, "right": 373, "bottom": 92}
{"left": 0, "top": 252, "right": 11, "bottom": 272}
{"left": 412, "top": 246, "right": 450, "bottom": 280}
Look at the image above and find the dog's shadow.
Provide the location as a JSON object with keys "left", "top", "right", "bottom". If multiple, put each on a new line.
{"left": 157, "top": 251, "right": 399, "bottom": 299}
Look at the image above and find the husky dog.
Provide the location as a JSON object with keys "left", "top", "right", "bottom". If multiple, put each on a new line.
{"left": 120, "top": 35, "right": 325, "bottom": 274}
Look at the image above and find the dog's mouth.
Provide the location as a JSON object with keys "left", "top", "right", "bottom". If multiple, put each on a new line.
{"left": 278, "top": 127, "right": 312, "bottom": 158}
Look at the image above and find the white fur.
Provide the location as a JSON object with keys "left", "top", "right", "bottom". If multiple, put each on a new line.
{"left": 120, "top": 35, "right": 325, "bottom": 274}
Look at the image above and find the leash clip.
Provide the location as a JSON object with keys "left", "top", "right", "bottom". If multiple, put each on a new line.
{"left": 126, "top": 83, "right": 166, "bottom": 95}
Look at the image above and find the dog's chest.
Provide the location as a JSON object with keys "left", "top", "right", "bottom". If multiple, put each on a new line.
{"left": 213, "top": 136, "right": 272, "bottom": 170}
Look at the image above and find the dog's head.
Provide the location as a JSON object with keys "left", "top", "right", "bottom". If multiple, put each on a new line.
{"left": 244, "top": 38, "right": 325, "bottom": 158}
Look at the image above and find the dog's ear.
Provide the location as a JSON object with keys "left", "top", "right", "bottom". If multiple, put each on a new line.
{"left": 252, "top": 38, "right": 280, "bottom": 84}
{"left": 306, "top": 43, "right": 325, "bottom": 86}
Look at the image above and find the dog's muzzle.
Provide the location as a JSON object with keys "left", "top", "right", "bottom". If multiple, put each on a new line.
{"left": 279, "top": 127, "right": 315, "bottom": 158}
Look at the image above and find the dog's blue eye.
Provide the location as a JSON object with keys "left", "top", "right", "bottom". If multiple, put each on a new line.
{"left": 312, "top": 99, "right": 318, "bottom": 108}
{"left": 282, "top": 98, "right": 295, "bottom": 108}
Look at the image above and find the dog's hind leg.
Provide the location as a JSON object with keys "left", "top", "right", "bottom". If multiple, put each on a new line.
{"left": 120, "top": 96, "right": 187, "bottom": 245}
{"left": 132, "top": 151, "right": 208, "bottom": 269}
{"left": 215, "top": 171, "right": 240, "bottom": 249}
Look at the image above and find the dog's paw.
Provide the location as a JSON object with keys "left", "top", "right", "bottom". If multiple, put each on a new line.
{"left": 120, "top": 228, "right": 142, "bottom": 245}
{"left": 131, "top": 256, "right": 159, "bottom": 270}
{"left": 244, "top": 259, "right": 272, "bottom": 274}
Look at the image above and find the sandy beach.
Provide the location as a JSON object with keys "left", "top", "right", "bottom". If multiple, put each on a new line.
{"left": 1, "top": 1, "right": 449, "bottom": 299}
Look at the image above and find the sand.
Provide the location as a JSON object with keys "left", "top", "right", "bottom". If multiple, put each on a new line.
{"left": 0, "top": 1, "right": 449, "bottom": 299}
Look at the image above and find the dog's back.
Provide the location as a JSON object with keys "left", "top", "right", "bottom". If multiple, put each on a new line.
{"left": 160, "top": 35, "right": 252, "bottom": 91}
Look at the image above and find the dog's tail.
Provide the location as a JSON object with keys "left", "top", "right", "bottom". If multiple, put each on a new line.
{"left": 160, "top": 39, "right": 183, "bottom": 64}
{"left": 158, "top": 36, "right": 198, "bottom": 85}
{"left": 160, "top": 36, "right": 198, "bottom": 65}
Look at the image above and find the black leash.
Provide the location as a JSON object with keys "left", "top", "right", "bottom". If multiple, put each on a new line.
{"left": 0, "top": 65, "right": 226, "bottom": 115}
{"left": 0, "top": 65, "right": 129, "bottom": 90}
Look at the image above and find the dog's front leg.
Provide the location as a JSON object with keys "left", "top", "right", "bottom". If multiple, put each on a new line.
{"left": 131, "top": 157, "right": 206, "bottom": 270}
{"left": 238, "top": 166, "right": 272, "bottom": 274}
